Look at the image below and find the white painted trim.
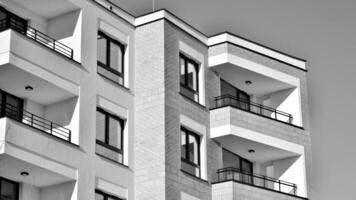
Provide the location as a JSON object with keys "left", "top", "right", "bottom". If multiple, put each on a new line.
{"left": 95, "top": 177, "right": 128, "bottom": 199}
{"left": 208, "top": 33, "right": 306, "bottom": 70}
{"left": 135, "top": 10, "right": 165, "bottom": 26}
{"left": 181, "top": 191, "right": 200, "bottom": 200}
{"left": 9, "top": 53, "right": 80, "bottom": 95}
{"left": 93, "top": 0, "right": 135, "bottom": 25}
{"left": 180, "top": 114, "right": 207, "bottom": 180}
{"left": 211, "top": 124, "right": 304, "bottom": 155}
{"left": 209, "top": 53, "right": 300, "bottom": 87}
{"left": 4, "top": 141, "right": 77, "bottom": 180}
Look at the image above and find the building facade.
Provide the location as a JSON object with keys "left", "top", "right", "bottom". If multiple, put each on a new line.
{"left": 0, "top": 0, "right": 312, "bottom": 200}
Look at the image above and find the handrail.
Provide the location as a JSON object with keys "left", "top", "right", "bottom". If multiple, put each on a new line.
{"left": 216, "top": 167, "right": 298, "bottom": 196}
{"left": 212, "top": 94, "right": 293, "bottom": 124}
{"left": 0, "top": 102, "right": 72, "bottom": 142}
{"left": 0, "top": 18, "right": 74, "bottom": 59}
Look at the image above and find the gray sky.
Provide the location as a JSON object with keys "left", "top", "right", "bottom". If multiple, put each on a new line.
{"left": 113, "top": 0, "right": 356, "bottom": 199}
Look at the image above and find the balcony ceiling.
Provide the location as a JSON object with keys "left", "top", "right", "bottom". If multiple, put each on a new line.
{"left": 0, "top": 155, "right": 72, "bottom": 187}
{"left": 0, "top": 64, "right": 76, "bottom": 105}
{"left": 13, "top": 0, "right": 78, "bottom": 18}
{"left": 215, "top": 135, "right": 298, "bottom": 163}
{"left": 212, "top": 63, "right": 295, "bottom": 97}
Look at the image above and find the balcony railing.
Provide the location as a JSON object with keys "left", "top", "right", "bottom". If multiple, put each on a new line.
{"left": 212, "top": 94, "right": 293, "bottom": 124}
{"left": 0, "top": 103, "right": 72, "bottom": 143}
{"left": 0, "top": 18, "right": 74, "bottom": 60}
{"left": 215, "top": 167, "right": 303, "bottom": 198}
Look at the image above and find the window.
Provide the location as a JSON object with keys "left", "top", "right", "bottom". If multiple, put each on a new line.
{"left": 0, "top": 177, "right": 19, "bottom": 200}
{"left": 95, "top": 190, "right": 124, "bottom": 200}
{"left": 220, "top": 79, "right": 250, "bottom": 110}
{"left": 181, "top": 127, "right": 201, "bottom": 177}
{"left": 96, "top": 108, "right": 125, "bottom": 164}
{"left": 0, "top": 90, "right": 23, "bottom": 121}
{"left": 97, "top": 31, "right": 125, "bottom": 86}
{"left": 180, "top": 53, "right": 199, "bottom": 102}
{"left": 222, "top": 148, "right": 253, "bottom": 184}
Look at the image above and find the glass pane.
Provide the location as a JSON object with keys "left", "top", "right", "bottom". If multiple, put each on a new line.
{"left": 97, "top": 35, "right": 107, "bottom": 65}
{"left": 238, "top": 91, "right": 250, "bottom": 110}
{"left": 187, "top": 62, "right": 198, "bottom": 91}
{"left": 222, "top": 149, "right": 241, "bottom": 169}
{"left": 108, "top": 117, "right": 122, "bottom": 149}
{"left": 0, "top": 179, "right": 18, "bottom": 200}
{"left": 95, "top": 193, "right": 104, "bottom": 200}
{"left": 0, "top": 10, "right": 6, "bottom": 21}
{"left": 109, "top": 42, "right": 123, "bottom": 73}
{"left": 181, "top": 130, "right": 186, "bottom": 159}
{"left": 96, "top": 111, "right": 106, "bottom": 142}
{"left": 188, "top": 134, "right": 199, "bottom": 164}
{"left": 180, "top": 58, "right": 185, "bottom": 85}
{"left": 220, "top": 80, "right": 237, "bottom": 97}
{"left": 5, "top": 95, "right": 22, "bottom": 120}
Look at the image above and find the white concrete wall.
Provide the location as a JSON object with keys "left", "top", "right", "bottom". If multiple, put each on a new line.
{"left": 48, "top": 10, "right": 82, "bottom": 61}
{"left": 40, "top": 181, "right": 76, "bottom": 200}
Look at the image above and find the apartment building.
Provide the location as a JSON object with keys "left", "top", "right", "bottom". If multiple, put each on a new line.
{"left": 0, "top": 0, "right": 312, "bottom": 200}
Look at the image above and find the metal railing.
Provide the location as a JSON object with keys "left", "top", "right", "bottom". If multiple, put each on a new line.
{"left": 0, "top": 103, "right": 72, "bottom": 142}
{"left": 216, "top": 167, "right": 298, "bottom": 196}
{"left": 0, "top": 18, "right": 74, "bottom": 59}
{"left": 212, "top": 94, "right": 293, "bottom": 124}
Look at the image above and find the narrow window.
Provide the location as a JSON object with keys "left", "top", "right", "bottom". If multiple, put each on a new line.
{"left": 0, "top": 90, "right": 23, "bottom": 121}
{"left": 95, "top": 190, "right": 124, "bottom": 200}
{"left": 181, "top": 127, "right": 201, "bottom": 177}
{"left": 0, "top": 177, "right": 19, "bottom": 200}
{"left": 179, "top": 54, "right": 199, "bottom": 102}
{"left": 97, "top": 31, "right": 125, "bottom": 86}
{"left": 96, "top": 108, "right": 125, "bottom": 164}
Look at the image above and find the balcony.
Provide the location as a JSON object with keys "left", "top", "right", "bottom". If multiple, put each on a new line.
{"left": 0, "top": 7, "right": 74, "bottom": 60}
{"left": 0, "top": 102, "right": 71, "bottom": 142}
{"left": 215, "top": 167, "right": 302, "bottom": 197}
{"left": 212, "top": 94, "right": 293, "bottom": 125}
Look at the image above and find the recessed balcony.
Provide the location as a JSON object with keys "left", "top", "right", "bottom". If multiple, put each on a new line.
{"left": 214, "top": 167, "right": 301, "bottom": 198}
{"left": 211, "top": 94, "right": 293, "bottom": 125}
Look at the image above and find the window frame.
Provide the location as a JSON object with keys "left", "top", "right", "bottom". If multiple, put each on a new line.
{"left": 96, "top": 107, "right": 125, "bottom": 162}
{"left": 97, "top": 31, "right": 126, "bottom": 86}
{"left": 222, "top": 148, "right": 253, "bottom": 173}
{"left": 95, "top": 189, "right": 124, "bottom": 200}
{"left": 0, "top": 176, "right": 19, "bottom": 200}
{"left": 220, "top": 79, "right": 250, "bottom": 110}
{"left": 179, "top": 53, "right": 200, "bottom": 102}
{"left": 180, "top": 126, "right": 201, "bottom": 177}
{"left": 0, "top": 89, "right": 24, "bottom": 121}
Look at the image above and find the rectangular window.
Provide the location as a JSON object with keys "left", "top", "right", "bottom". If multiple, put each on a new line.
{"left": 222, "top": 148, "right": 253, "bottom": 184}
{"left": 0, "top": 177, "right": 19, "bottom": 200}
{"left": 95, "top": 190, "right": 124, "bottom": 200}
{"left": 96, "top": 108, "right": 125, "bottom": 164}
{"left": 97, "top": 31, "right": 125, "bottom": 86}
{"left": 181, "top": 127, "right": 201, "bottom": 177}
{"left": 179, "top": 53, "right": 199, "bottom": 102}
{"left": 220, "top": 79, "right": 250, "bottom": 110}
{"left": 0, "top": 90, "right": 23, "bottom": 121}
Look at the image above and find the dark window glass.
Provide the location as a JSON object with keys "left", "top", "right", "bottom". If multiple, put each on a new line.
{"left": 96, "top": 108, "right": 125, "bottom": 164}
{"left": 220, "top": 79, "right": 250, "bottom": 110}
{"left": 95, "top": 190, "right": 123, "bottom": 200}
{"left": 0, "top": 10, "right": 6, "bottom": 21}
{"left": 0, "top": 90, "right": 23, "bottom": 120}
{"left": 222, "top": 148, "right": 253, "bottom": 184}
{"left": 97, "top": 31, "right": 125, "bottom": 86}
{"left": 0, "top": 177, "right": 19, "bottom": 200}
{"left": 179, "top": 54, "right": 199, "bottom": 102}
{"left": 181, "top": 127, "right": 201, "bottom": 177}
